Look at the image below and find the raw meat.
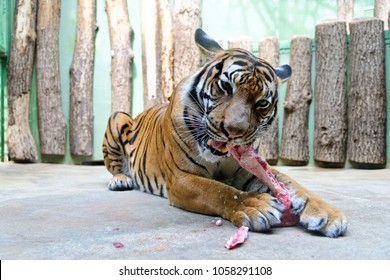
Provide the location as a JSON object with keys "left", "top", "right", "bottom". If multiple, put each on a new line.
{"left": 227, "top": 143, "right": 298, "bottom": 226}
{"left": 113, "top": 241, "right": 124, "bottom": 248}
{"left": 225, "top": 226, "right": 249, "bottom": 249}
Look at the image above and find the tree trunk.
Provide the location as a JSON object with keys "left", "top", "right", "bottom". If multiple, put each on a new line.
{"left": 173, "top": 0, "right": 201, "bottom": 87}
{"left": 314, "top": 20, "right": 347, "bottom": 167}
{"left": 348, "top": 18, "right": 386, "bottom": 168}
{"left": 258, "top": 37, "right": 279, "bottom": 165}
{"left": 36, "top": 0, "right": 66, "bottom": 156}
{"left": 69, "top": 0, "right": 97, "bottom": 156}
{"left": 374, "top": 0, "right": 390, "bottom": 30}
{"left": 7, "top": 0, "right": 38, "bottom": 162}
{"left": 280, "top": 36, "right": 312, "bottom": 166}
{"left": 141, "top": 0, "right": 160, "bottom": 110}
{"left": 158, "top": 0, "right": 174, "bottom": 103}
{"left": 106, "top": 0, "right": 133, "bottom": 115}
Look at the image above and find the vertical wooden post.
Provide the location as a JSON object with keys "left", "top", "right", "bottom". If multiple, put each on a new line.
{"left": 158, "top": 0, "right": 174, "bottom": 103}
{"left": 173, "top": 0, "right": 201, "bottom": 87}
{"left": 227, "top": 37, "right": 252, "bottom": 50}
{"left": 338, "top": 0, "right": 354, "bottom": 32}
{"left": 36, "top": 0, "right": 66, "bottom": 156}
{"left": 7, "top": 0, "right": 38, "bottom": 162}
{"left": 106, "top": 0, "right": 133, "bottom": 115}
{"left": 258, "top": 37, "right": 279, "bottom": 165}
{"left": 374, "top": 0, "right": 390, "bottom": 30}
{"left": 69, "top": 0, "right": 97, "bottom": 156}
{"left": 141, "top": 0, "right": 160, "bottom": 110}
{"left": 280, "top": 36, "right": 312, "bottom": 165}
{"left": 314, "top": 20, "right": 347, "bottom": 167}
{"left": 141, "top": 0, "right": 173, "bottom": 109}
{"left": 348, "top": 18, "right": 386, "bottom": 168}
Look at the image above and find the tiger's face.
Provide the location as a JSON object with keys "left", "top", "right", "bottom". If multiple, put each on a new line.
{"left": 178, "top": 30, "right": 291, "bottom": 162}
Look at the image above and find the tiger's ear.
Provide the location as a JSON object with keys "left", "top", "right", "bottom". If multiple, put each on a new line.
{"left": 274, "top": 64, "right": 292, "bottom": 83}
{"left": 195, "top": 28, "right": 223, "bottom": 61}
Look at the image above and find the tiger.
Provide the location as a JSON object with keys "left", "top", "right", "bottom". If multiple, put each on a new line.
{"left": 103, "top": 28, "right": 347, "bottom": 238}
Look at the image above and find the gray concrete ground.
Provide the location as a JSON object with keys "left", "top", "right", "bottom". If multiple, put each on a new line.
{"left": 0, "top": 162, "right": 389, "bottom": 260}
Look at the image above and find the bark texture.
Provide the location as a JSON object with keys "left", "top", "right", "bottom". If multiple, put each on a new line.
{"left": 173, "top": 0, "right": 201, "bottom": 87}
{"left": 348, "top": 18, "right": 387, "bottom": 168}
{"left": 227, "top": 37, "right": 252, "bottom": 50}
{"left": 36, "top": 0, "right": 66, "bottom": 155}
{"left": 374, "top": 0, "right": 390, "bottom": 30}
{"left": 141, "top": 0, "right": 173, "bottom": 109}
{"left": 69, "top": 0, "right": 97, "bottom": 156}
{"left": 314, "top": 21, "right": 347, "bottom": 167}
{"left": 7, "top": 0, "right": 38, "bottom": 162}
{"left": 158, "top": 0, "right": 174, "bottom": 103}
{"left": 141, "top": 0, "right": 159, "bottom": 109}
{"left": 280, "top": 36, "right": 312, "bottom": 166}
{"left": 106, "top": 0, "right": 133, "bottom": 115}
{"left": 337, "top": 0, "right": 353, "bottom": 32}
{"left": 258, "top": 37, "right": 279, "bottom": 165}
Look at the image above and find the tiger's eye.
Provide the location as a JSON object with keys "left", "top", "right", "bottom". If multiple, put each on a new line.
{"left": 256, "top": 99, "right": 270, "bottom": 109}
{"left": 221, "top": 81, "right": 231, "bottom": 91}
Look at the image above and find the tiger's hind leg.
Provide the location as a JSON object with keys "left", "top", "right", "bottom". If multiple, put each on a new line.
{"left": 102, "top": 112, "right": 135, "bottom": 191}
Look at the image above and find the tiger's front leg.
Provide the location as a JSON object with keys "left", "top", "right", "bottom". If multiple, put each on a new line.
{"left": 271, "top": 168, "right": 348, "bottom": 238}
{"left": 168, "top": 172, "right": 285, "bottom": 232}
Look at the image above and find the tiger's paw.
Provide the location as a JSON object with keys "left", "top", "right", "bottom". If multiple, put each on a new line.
{"left": 108, "top": 174, "right": 134, "bottom": 191}
{"left": 229, "top": 192, "right": 284, "bottom": 232}
{"left": 293, "top": 194, "right": 348, "bottom": 238}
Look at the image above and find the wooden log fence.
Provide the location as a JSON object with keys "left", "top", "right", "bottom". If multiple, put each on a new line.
{"left": 173, "top": 0, "right": 201, "bottom": 88}
{"left": 280, "top": 36, "right": 312, "bottom": 166}
{"left": 4, "top": 2, "right": 389, "bottom": 168}
{"left": 7, "top": 0, "right": 38, "bottom": 162}
{"left": 69, "top": 0, "right": 97, "bottom": 156}
{"left": 347, "top": 18, "right": 387, "bottom": 168}
{"left": 314, "top": 20, "right": 347, "bottom": 167}
{"left": 36, "top": 0, "right": 66, "bottom": 156}
{"left": 106, "top": 0, "right": 133, "bottom": 115}
{"left": 258, "top": 37, "right": 280, "bottom": 165}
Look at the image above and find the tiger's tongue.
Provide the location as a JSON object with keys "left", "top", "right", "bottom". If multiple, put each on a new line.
{"left": 208, "top": 139, "right": 228, "bottom": 153}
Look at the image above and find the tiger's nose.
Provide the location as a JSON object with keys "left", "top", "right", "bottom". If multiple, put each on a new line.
{"left": 221, "top": 122, "right": 246, "bottom": 139}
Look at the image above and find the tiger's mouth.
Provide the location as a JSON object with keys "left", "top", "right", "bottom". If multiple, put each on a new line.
{"left": 207, "top": 139, "right": 229, "bottom": 155}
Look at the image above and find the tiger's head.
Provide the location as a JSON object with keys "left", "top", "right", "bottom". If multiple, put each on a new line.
{"left": 176, "top": 29, "right": 291, "bottom": 162}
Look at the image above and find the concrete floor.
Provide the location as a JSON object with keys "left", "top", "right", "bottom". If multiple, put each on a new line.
{"left": 0, "top": 162, "right": 389, "bottom": 260}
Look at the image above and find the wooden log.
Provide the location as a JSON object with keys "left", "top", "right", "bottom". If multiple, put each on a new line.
{"left": 280, "top": 36, "right": 312, "bottom": 166}
{"left": 337, "top": 0, "right": 353, "bottom": 32}
{"left": 36, "top": 0, "right": 66, "bottom": 156}
{"left": 7, "top": 0, "right": 38, "bottom": 162}
{"left": 227, "top": 37, "right": 252, "bottom": 50}
{"left": 348, "top": 18, "right": 386, "bottom": 168}
{"left": 173, "top": 0, "right": 201, "bottom": 87}
{"left": 106, "top": 0, "right": 133, "bottom": 115}
{"left": 158, "top": 0, "right": 174, "bottom": 103}
{"left": 69, "top": 0, "right": 97, "bottom": 156}
{"left": 258, "top": 37, "right": 279, "bottom": 165}
{"left": 374, "top": 0, "right": 390, "bottom": 30}
{"left": 141, "top": 0, "right": 160, "bottom": 110}
{"left": 314, "top": 20, "right": 347, "bottom": 167}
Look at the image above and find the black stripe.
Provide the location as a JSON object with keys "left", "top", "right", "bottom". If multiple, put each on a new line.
{"left": 129, "top": 131, "right": 138, "bottom": 145}
{"left": 242, "top": 175, "right": 256, "bottom": 192}
{"left": 172, "top": 136, "right": 208, "bottom": 172}
{"left": 146, "top": 176, "right": 154, "bottom": 194}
